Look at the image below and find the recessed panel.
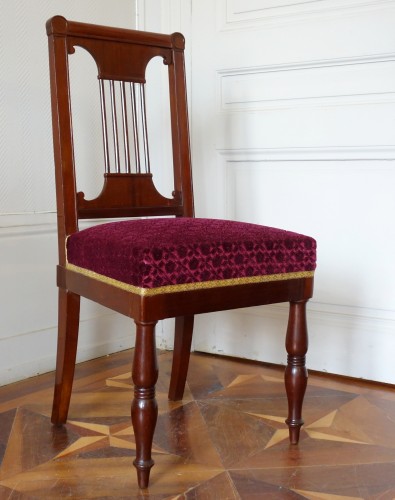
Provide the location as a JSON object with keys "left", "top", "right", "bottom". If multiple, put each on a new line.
{"left": 220, "top": 57, "right": 395, "bottom": 110}
{"left": 224, "top": 0, "right": 387, "bottom": 26}
{"left": 225, "top": 157, "right": 395, "bottom": 310}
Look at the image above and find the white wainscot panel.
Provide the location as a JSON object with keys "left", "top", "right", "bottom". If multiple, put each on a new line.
{"left": 193, "top": 302, "right": 395, "bottom": 384}
{"left": 224, "top": 157, "right": 395, "bottom": 310}
{"left": 216, "top": 103, "right": 395, "bottom": 153}
{"left": 219, "top": 55, "right": 395, "bottom": 111}
{"left": 216, "top": 58, "right": 395, "bottom": 150}
{"left": 191, "top": 154, "right": 395, "bottom": 384}
{"left": 0, "top": 219, "right": 134, "bottom": 386}
{"left": 222, "top": 0, "right": 392, "bottom": 27}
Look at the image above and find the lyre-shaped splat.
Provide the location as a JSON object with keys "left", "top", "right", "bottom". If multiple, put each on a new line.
{"left": 65, "top": 33, "right": 183, "bottom": 219}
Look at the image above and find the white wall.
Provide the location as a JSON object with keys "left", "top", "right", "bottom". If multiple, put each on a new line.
{"left": 0, "top": 1, "right": 136, "bottom": 386}
{"left": 189, "top": 0, "right": 395, "bottom": 384}
{"left": 142, "top": 0, "right": 395, "bottom": 384}
{"left": 2, "top": 0, "right": 395, "bottom": 387}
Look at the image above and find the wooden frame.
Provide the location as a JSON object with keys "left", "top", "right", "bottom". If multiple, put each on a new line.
{"left": 47, "top": 16, "right": 314, "bottom": 488}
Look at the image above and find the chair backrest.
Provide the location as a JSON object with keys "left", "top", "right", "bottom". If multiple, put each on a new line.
{"left": 46, "top": 16, "right": 194, "bottom": 265}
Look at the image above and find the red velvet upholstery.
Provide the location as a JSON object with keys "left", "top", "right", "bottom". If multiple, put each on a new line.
{"left": 67, "top": 218, "right": 316, "bottom": 292}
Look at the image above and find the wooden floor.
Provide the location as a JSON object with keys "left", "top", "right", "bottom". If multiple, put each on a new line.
{"left": 1, "top": 350, "right": 395, "bottom": 499}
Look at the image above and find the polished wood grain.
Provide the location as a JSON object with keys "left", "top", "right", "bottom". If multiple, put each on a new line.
{"left": 1, "top": 350, "right": 395, "bottom": 499}
{"left": 46, "top": 15, "right": 315, "bottom": 488}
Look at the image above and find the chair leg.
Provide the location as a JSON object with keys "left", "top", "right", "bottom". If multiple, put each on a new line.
{"left": 51, "top": 288, "right": 80, "bottom": 425}
{"left": 132, "top": 320, "right": 158, "bottom": 489}
{"left": 284, "top": 300, "right": 308, "bottom": 444}
{"left": 168, "top": 315, "right": 194, "bottom": 401}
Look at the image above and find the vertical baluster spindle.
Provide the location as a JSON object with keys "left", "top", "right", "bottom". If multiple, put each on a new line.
{"left": 109, "top": 80, "right": 121, "bottom": 173}
{"left": 120, "top": 82, "right": 131, "bottom": 173}
{"left": 130, "top": 83, "right": 141, "bottom": 173}
{"left": 139, "top": 84, "right": 151, "bottom": 174}
{"left": 99, "top": 80, "right": 110, "bottom": 173}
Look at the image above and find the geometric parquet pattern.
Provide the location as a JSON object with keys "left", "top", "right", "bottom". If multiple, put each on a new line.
{"left": 1, "top": 349, "right": 395, "bottom": 499}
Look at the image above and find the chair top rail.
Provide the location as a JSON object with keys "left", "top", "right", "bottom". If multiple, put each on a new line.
{"left": 46, "top": 15, "right": 184, "bottom": 51}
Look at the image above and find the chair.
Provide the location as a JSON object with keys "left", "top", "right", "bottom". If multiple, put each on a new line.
{"left": 46, "top": 16, "right": 316, "bottom": 489}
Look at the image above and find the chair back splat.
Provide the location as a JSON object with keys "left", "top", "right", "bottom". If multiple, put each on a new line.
{"left": 47, "top": 16, "right": 193, "bottom": 240}
{"left": 46, "top": 16, "right": 316, "bottom": 489}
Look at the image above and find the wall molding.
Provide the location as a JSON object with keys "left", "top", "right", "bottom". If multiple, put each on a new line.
{"left": 0, "top": 317, "right": 134, "bottom": 387}
{"left": 218, "top": 146, "right": 395, "bottom": 162}
{"left": 218, "top": 52, "right": 395, "bottom": 76}
{"left": 136, "top": 0, "right": 191, "bottom": 33}
{"left": 243, "top": 300, "right": 395, "bottom": 330}
{"left": 0, "top": 212, "right": 56, "bottom": 236}
{"left": 218, "top": 53, "right": 395, "bottom": 111}
{"left": 219, "top": 0, "right": 395, "bottom": 30}
{"left": 0, "top": 212, "right": 127, "bottom": 238}
{"left": 197, "top": 300, "right": 395, "bottom": 383}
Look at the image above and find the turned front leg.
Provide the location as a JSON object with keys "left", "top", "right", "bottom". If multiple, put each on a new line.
{"left": 285, "top": 300, "right": 308, "bottom": 444}
{"left": 132, "top": 320, "right": 158, "bottom": 489}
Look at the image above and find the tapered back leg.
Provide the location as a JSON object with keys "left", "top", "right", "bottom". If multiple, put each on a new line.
{"left": 51, "top": 289, "right": 81, "bottom": 425}
{"left": 168, "top": 315, "right": 194, "bottom": 401}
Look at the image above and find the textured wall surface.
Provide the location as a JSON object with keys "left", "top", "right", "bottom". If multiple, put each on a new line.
{"left": 0, "top": 1, "right": 135, "bottom": 385}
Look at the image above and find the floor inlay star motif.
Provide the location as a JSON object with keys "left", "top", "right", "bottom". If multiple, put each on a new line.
{"left": 56, "top": 419, "right": 170, "bottom": 460}
{"left": 1, "top": 351, "right": 395, "bottom": 498}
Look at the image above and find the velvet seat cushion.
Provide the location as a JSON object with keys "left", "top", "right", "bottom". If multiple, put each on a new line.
{"left": 66, "top": 218, "right": 316, "bottom": 294}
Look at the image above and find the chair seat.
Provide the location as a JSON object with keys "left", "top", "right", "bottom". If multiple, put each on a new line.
{"left": 66, "top": 218, "right": 316, "bottom": 295}
{"left": 47, "top": 19, "right": 318, "bottom": 488}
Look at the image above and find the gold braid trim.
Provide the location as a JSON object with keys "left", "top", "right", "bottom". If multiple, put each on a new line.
{"left": 66, "top": 263, "right": 314, "bottom": 297}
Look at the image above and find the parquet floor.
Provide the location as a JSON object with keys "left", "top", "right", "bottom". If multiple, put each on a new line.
{"left": 1, "top": 350, "right": 395, "bottom": 499}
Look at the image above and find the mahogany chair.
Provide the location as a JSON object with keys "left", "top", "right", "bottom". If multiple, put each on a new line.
{"left": 46, "top": 16, "right": 316, "bottom": 489}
